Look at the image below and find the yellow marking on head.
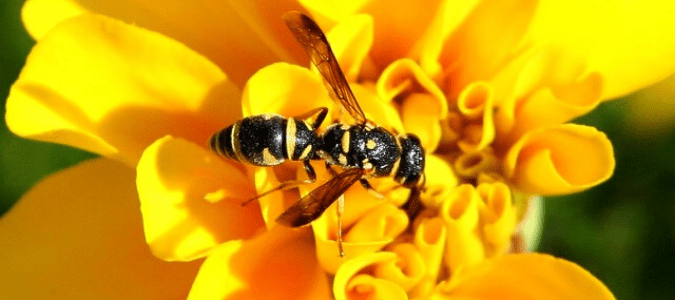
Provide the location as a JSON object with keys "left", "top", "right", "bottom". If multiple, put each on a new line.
{"left": 338, "top": 153, "right": 348, "bottom": 165}
{"left": 304, "top": 121, "right": 313, "bottom": 131}
{"left": 231, "top": 123, "right": 247, "bottom": 163}
{"left": 298, "top": 145, "right": 312, "bottom": 160}
{"left": 341, "top": 131, "right": 350, "bottom": 154}
{"left": 341, "top": 124, "right": 350, "bottom": 130}
{"left": 262, "top": 114, "right": 273, "bottom": 120}
{"left": 366, "top": 139, "right": 377, "bottom": 149}
{"left": 262, "top": 148, "right": 282, "bottom": 165}
{"left": 286, "top": 118, "right": 297, "bottom": 159}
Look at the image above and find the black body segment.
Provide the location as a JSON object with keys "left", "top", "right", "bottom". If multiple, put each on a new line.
{"left": 364, "top": 127, "right": 400, "bottom": 177}
{"left": 238, "top": 115, "right": 287, "bottom": 166}
{"left": 209, "top": 114, "right": 321, "bottom": 167}
{"left": 318, "top": 124, "right": 402, "bottom": 178}
{"left": 395, "top": 134, "right": 425, "bottom": 188}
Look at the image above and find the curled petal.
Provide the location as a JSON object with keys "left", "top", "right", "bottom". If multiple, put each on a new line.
{"left": 345, "top": 204, "right": 409, "bottom": 243}
{"left": 0, "top": 158, "right": 201, "bottom": 299}
{"left": 137, "top": 136, "right": 265, "bottom": 261}
{"left": 314, "top": 203, "right": 408, "bottom": 274}
{"left": 377, "top": 59, "right": 448, "bottom": 112}
{"left": 443, "top": 253, "right": 616, "bottom": 300}
{"left": 409, "top": 217, "right": 447, "bottom": 298}
{"left": 510, "top": 73, "right": 602, "bottom": 139}
{"left": 456, "top": 82, "right": 495, "bottom": 153}
{"left": 334, "top": 252, "right": 407, "bottom": 300}
{"left": 453, "top": 150, "right": 498, "bottom": 179}
{"left": 476, "top": 182, "right": 517, "bottom": 256}
{"left": 494, "top": 48, "right": 604, "bottom": 142}
{"left": 188, "top": 226, "right": 330, "bottom": 300}
{"left": 304, "top": 165, "right": 386, "bottom": 274}
{"left": 504, "top": 124, "right": 615, "bottom": 195}
{"left": 377, "top": 59, "right": 448, "bottom": 150}
{"left": 420, "top": 155, "right": 458, "bottom": 208}
{"left": 401, "top": 93, "right": 445, "bottom": 151}
{"left": 23, "top": 0, "right": 306, "bottom": 86}
{"left": 440, "top": 184, "right": 486, "bottom": 273}
{"left": 353, "top": 84, "right": 405, "bottom": 132}
{"left": 242, "top": 63, "right": 334, "bottom": 122}
{"left": 375, "top": 243, "right": 426, "bottom": 292}
{"left": 6, "top": 14, "right": 239, "bottom": 166}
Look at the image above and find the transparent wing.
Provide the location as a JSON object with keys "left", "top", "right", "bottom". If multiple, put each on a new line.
{"left": 276, "top": 168, "right": 363, "bottom": 227}
{"left": 283, "top": 11, "right": 367, "bottom": 125}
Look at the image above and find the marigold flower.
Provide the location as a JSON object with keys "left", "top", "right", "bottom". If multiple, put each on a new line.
{"left": 3, "top": 0, "right": 675, "bottom": 299}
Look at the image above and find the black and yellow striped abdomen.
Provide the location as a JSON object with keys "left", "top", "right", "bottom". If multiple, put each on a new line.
{"left": 209, "top": 114, "right": 319, "bottom": 166}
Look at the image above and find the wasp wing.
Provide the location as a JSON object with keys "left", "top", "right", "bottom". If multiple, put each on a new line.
{"left": 283, "top": 11, "right": 367, "bottom": 125}
{"left": 276, "top": 167, "right": 363, "bottom": 227}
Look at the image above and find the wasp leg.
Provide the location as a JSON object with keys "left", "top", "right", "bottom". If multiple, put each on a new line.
{"left": 325, "top": 161, "right": 339, "bottom": 177}
{"left": 359, "top": 178, "right": 385, "bottom": 199}
{"left": 336, "top": 195, "right": 345, "bottom": 257}
{"left": 241, "top": 160, "right": 317, "bottom": 206}
{"left": 294, "top": 107, "right": 328, "bottom": 129}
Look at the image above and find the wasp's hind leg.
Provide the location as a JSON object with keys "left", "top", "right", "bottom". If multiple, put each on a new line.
{"left": 359, "top": 178, "right": 385, "bottom": 199}
{"left": 241, "top": 160, "right": 317, "bottom": 206}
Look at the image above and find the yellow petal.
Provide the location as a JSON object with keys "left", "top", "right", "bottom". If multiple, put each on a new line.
{"left": 187, "top": 226, "right": 330, "bottom": 300}
{"left": 440, "top": 184, "right": 486, "bottom": 273}
{"left": 374, "top": 243, "right": 426, "bottom": 292}
{"left": 443, "top": 253, "right": 616, "bottom": 300}
{"left": 314, "top": 203, "right": 408, "bottom": 274}
{"left": 476, "top": 182, "right": 517, "bottom": 256}
{"left": 6, "top": 14, "right": 239, "bottom": 167}
{"left": 345, "top": 203, "right": 409, "bottom": 243}
{"left": 410, "top": 217, "right": 447, "bottom": 298}
{"left": 0, "top": 158, "right": 201, "bottom": 299}
{"left": 456, "top": 82, "right": 496, "bottom": 153}
{"left": 525, "top": 0, "right": 675, "bottom": 99}
{"left": 494, "top": 48, "right": 604, "bottom": 143}
{"left": 22, "top": 0, "right": 305, "bottom": 86}
{"left": 453, "top": 150, "right": 498, "bottom": 179}
{"left": 420, "top": 154, "right": 458, "bottom": 208}
{"left": 354, "top": 83, "right": 405, "bottom": 132}
{"left": 504, "top": 124, "right": 615, "bottom": 196}
{"left": 137, "top": 136, "right": 265, "bottom": 261}
{"left": 334, "top": 252, "right": 407, "bottom": 300}
{"left": 242, "top": 62, "right": 335, "bottom": 122}
{"left": 301, "top": 0, "right": 445, "bottom": 68}
{"left": 441, "top": 0, "right": 538, "bottom": 97}
{"left": 326, "top": 14, "right": 375, "bottom": 81}
{"left": 377, "top": 59, "right": 448, "bottom": 151}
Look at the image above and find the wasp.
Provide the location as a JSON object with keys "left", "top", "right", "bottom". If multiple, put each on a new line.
{"left": 209, "top": 11, "right": 426, "bottom": 256}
